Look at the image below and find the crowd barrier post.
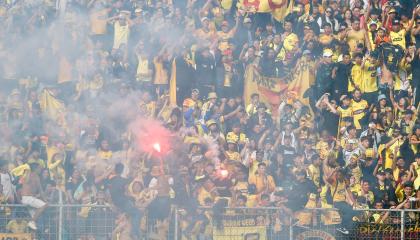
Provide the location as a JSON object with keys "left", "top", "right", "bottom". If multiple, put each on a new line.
{"left": 289, "top": 215, "right": 293, "bottom": 240}
{"left": 58, "top": 192, "right": 63, "bottom": 240}
{"left": 174, "top": 206, "right": 179, "bottom": 240}
{"left": 401, "top": 210, "right": 405, "bottom": 240}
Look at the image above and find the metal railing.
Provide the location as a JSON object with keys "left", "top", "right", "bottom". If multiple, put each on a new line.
{"left": 0, "top": 204, "right": 419, "bottom": 240}
{"left": 288, "top": 207, "right": 420, "bottom": 240}
{"left": 0, "top": 203, "right": 116, "bottom": 240}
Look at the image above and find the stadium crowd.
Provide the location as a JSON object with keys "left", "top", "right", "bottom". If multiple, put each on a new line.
{"left": 0, "top": 0, "right": 420, "bottom": 239}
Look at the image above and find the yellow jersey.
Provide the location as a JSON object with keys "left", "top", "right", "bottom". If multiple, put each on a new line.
{"left": 347, "top": 29, "right": 366, "bottom": 53}
{"left": 337, "top": 106, "right": 353, "bottom": 128}
{"left": 330, "top": 180, "right": 347, "bottom": 203}
{"left": 248, "top": 174, "right": 276, "bottom": 194}
{"left": 225, "top": 151, "right": 240, "bottom": 161}
{"left": 390, "top": 29, "right": 407, "bottom": 49}
{"left": 307, "top": 164, "right": 321, "bottom": 188}
{"left": 113, "top": 21, "right": 130, "bottom": 49}
{"left": 378, "top": 139, "right": 404, "bottom": 169}
{"left": 362, "top": 60, "right": 378, "bottom": 93}
{"left": 351, "top": 99, "right": 368, "bottom": 129}
{"left": 413, "top": 162, "right": 420, "bottom": 190}
{"left": 350, "top": 64, "right": 363, "bottom": 92}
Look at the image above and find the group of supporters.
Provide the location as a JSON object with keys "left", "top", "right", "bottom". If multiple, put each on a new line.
{"left": 1, "top": 0, "right": 420, "bottom": 239}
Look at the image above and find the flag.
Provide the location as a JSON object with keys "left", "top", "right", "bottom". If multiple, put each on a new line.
{"left": 169, "top": 58, "right": 177, "bottom": 106}
{"left": 244, "top": 55, "right": 314, "bottom": 114}
{"left": 287, "top": 55, "right": 316, "bottom": 106}
{"left": 39, "top": 88, "right": 66, "bottom": 125}
{"left": 243, "top": 62, "right": 288, "bottom": 114}
{"left": 238, "top": 0, "right": 294, "bottom": 21}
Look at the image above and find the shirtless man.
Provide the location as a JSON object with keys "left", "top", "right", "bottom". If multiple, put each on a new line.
{"left": 21, "top": 163, "right": 48, "bottom": 230}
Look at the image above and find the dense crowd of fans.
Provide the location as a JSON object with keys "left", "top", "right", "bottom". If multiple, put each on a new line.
{"left": 1, "top": 0, "right": 420, "bottom": 239}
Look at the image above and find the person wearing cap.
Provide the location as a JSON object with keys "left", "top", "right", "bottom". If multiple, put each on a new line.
{"left": 314, "top": 48, "right": 334, "bottom": 100}
{"left": 236, "top": 17, "right": 254, "bottom": 46}
{"left": 201, "top": 92, "right": 218, "bottom": 122}
{"left": 366, "top": 8, "right": 382, "bottom": 31}
{"left": 226, "top": 123, "right": 247, "bottom": 146}
{"left": 108, "top": 11, "right": 132, "bottom": 50}
{"left": 366, "top": 21, "right": 378, "bottom": 49}
{"left": 195, "top": 16, "right": 216, "bottom": 41}
{"left": 248, "top": 102, "right": 273, "bottom": 130}
{"left": 373, "top": 26, "right": 391, "bottom": 47}
{"left": 131, "top": 8, "right": 144, "bottom": 33}
{"left": 389, "top": 10, "right": 417, "bottom": 50}
{"left": 225, "top": 135, "right": 241, "bottom": 162}
{"left": 373, "top": 169, "right": 396, "bottom": 202}
{"left": 370, "top": 94, "right": 389, "bottom": 119}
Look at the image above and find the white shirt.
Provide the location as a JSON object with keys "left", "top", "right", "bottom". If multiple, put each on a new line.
{"left": 0, "top": 172, "right": 15, "bottom": 200}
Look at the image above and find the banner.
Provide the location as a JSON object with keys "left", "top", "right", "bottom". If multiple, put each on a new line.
{"left": 244, "top": 55, "right": 315, "bottom": 113}
{"left": 0, "top": 233, "right": 32, "bottom": 240}
{"left": 238, "top": 0, "right": 294, "bottom": 21}
{"left": 212, "top": 214, "right": 267, "bottom": 240}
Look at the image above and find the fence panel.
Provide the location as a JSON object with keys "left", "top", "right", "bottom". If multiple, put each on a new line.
{"left": 291, "top": 208, "right": 420, "bottom": 240}
{"left": 0, "top": 204, "right": 116, "bottom": 240}
{"left": 174, "top": 207, "right": 289, "bottom": 240}
{"left": 1, "top": 204, "right": 419, "bottom": 240}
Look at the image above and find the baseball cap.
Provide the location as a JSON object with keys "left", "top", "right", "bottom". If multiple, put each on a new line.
{"left": 378, "top": 94, "right": 386, "bottom": 102}
{"left": 302, "top": 50, "right": 311, "bottom": 55}
{"left": 243, "top": 18, "right": 252, "bottom": 24}
{"left": 323, "top": 48, "right": 333, "bottom": 57}
{"left": 392, "top": 19, "right": 400, "bottom": 25}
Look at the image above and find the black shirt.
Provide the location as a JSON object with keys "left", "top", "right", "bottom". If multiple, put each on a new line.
{"left": 108, "top": 175, "right": 131, "bottom": 206}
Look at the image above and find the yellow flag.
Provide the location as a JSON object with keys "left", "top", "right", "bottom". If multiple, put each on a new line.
{"left": 287, "top": 55, "right": 316, "bottom": 105}
{"left": 243, "top": 63, "right": 288, "bottom": 110}
{"left": 272, "top": 0, "right": 294, "bottom": 21}
{"left": 39, "top": 88, "right": 66, "bottom": 125}
{"left": 237, "top": 0, "right": 290, "bottom": 12}
{"left": 237, "top": 0, "right": 294, "bottom": 21}
{"left": 169, "top": 58, "right": 177, "bottom": 106}
{"left": 220, "top": 0, "right": 233, "bottom": 10}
